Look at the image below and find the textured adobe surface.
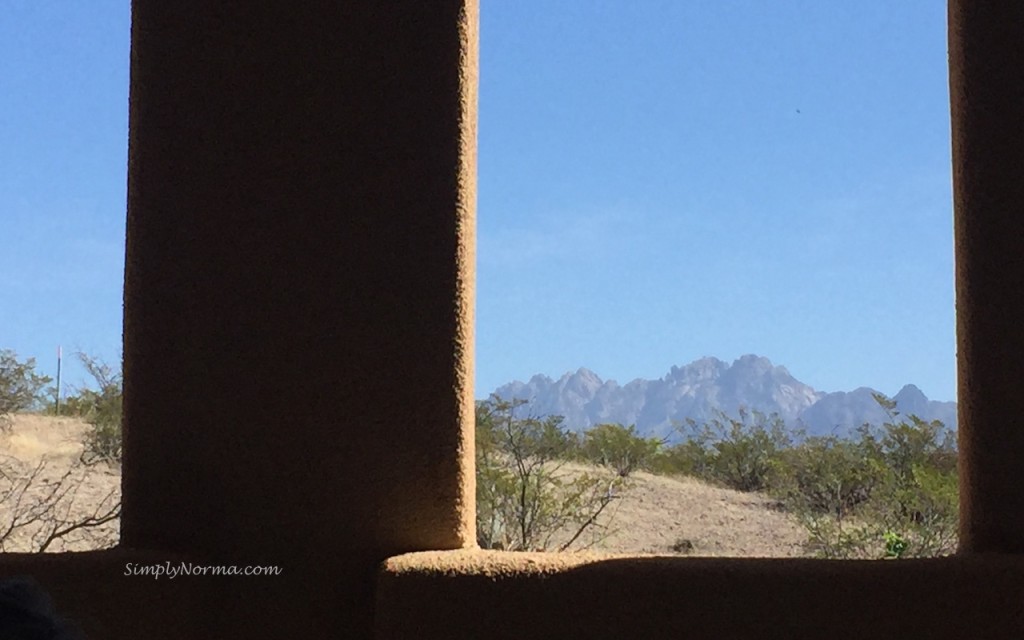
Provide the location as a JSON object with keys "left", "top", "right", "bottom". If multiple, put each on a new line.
{"left": 120, "top": 1, "right": 478, "bottom": 638}
{"left": 949, "top": 0, "right": 1024, "bottom": 553}
{"left": 377, "top": 550, "right": 1024, "bottom": 640}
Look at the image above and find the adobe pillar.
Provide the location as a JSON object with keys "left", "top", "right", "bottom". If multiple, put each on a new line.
{"left": 949, "top": 0, "right": 1024, "bottom": 553}
{"left": 121, "top": 1, "right": 477, "bottom": 636}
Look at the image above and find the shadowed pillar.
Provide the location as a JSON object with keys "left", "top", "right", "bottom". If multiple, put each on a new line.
{"left": 121, "top": 2, "right": 477, "bottom": 636}
{"left": 949, "top": 0, "right": 1024, "bottom": 553}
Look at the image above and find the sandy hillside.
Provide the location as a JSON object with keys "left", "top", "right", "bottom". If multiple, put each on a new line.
{"left": 3, "top": 414, "right": 93, "bottom": 460}
{"left": 0, "top": 414, "right": 120, "bottom": 552}
{"left": 0, "top": 415, "right": 811, "bottom": 556}
{"left": 553, "top": 463, "right": 808, "bottom": 557}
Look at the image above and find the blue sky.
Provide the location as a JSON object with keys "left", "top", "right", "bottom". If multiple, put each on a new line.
{"left": 1, "top": 1, "right": 955, "bottom": 403}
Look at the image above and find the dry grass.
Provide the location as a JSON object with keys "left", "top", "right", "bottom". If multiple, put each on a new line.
{"left": 0, "top": 414, "right": 120, "bottom": 552}
{"left": 3, "top": 414, "right": 91, "bottom": 460}
{"left": 551, "top": 462, "right": 808, "bottom": 557}
{"left": 0, "top": 415, "right": 811, "bottom": 556}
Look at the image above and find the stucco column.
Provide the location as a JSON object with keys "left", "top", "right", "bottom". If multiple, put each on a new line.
{"left": 121, "top": 2, "right": 477, "bottom": 635}
{"left": 949, "top": 1, "right": 1024, "bottom": 553}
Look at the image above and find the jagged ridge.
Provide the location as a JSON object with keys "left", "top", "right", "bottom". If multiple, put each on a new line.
{"left": 492, "top": 355, "right": 957, "bottom": 440}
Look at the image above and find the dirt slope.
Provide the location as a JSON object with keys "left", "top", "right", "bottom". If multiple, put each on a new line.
{"left": 0, "top": 414, "right": 120, "bottom": 552}
{"left": 572, "top": 466, "right": 807, "bottom": 557}
{"left": 0, "top": 415, "right": 809, "bottom": 556}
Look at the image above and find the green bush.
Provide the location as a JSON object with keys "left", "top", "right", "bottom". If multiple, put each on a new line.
{"left": 475, "top": 396, "right": 624, "bottom": 551}
{"left": 857, "top": 397, "right": 958, "bottom": 557}
{"left": 579, "top": 422, "right": 663, "bottom": 477}
{"left": 0, "top": 350, "right": 52, "bottom": 430}
{"left": 772, "top": 435, "right": 881, "bottom": 519}
{"left": 667, "top": 409, "right": 792, "bottom": 492}
{"left": 884, "top": 529, "right": 909, "bottom": 559}
{"left": 649, "top": 438, "right": 710, "bottom": 478}
{"left": 786, "top": 395, "right": 959, "bottom": 559}
{"left": 70, "top": 353, "right": 123, "bottom": 465}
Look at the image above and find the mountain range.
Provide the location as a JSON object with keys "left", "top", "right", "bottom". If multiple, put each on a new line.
{"left": 490, "top": 354, "right": 957, "bottom": 441}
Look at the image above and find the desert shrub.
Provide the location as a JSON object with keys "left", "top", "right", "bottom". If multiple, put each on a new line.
{"left": 798, "top": 514, "right": 882, "bottom": 559}
{"left": 0, "top": 453, "right": 121, "bottom": 552}
{"left": 772, "top": 435, "right": 882, "bottom": 519}
{"left": 798, "top": 464, "right": 958, "bottom": 560}
{"left": 579, "top": 422, "right": 663, "bottom": 477}
{"left": 46, "top": 392, "right": 91, "bottom": 418}
{"left": 649, "top": 438, "right": 710, "bottom": 478}
{"left": 0, "top": 350, "right": 52, "bottom": 430}
{"left": 792, "top": 395, "right": 959, "bottom": 559}
{"left": 671, "top": 409, "right": 792, "bottom": 492}
{"left": 475, "top": 396, "right": 624, "bottom": 551}
{"left": 855, "top": 397, "right": 958, "bottom": 557}
{"left": 70, "top": 354, "right": 123, "bottom": 465}
{"left": 870, "top": 461, "right": 959, "bottom": 557}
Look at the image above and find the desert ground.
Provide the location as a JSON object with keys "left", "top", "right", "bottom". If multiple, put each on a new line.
{"left": 0, "top": 414, "right": 120, "bottom": 552}
{"left": 0, "top": 414, "right": 810, "bottom": 556}
{"left": 569, "top": 465, "right": 808, "bottom": 557}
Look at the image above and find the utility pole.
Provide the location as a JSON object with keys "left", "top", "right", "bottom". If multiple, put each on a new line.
{"left": 55, "top": 345, "right": 62, "bottom": 416}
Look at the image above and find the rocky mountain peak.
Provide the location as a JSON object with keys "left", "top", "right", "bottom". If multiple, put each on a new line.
{"left": 491, "top": 355, "right": 957, "bottom": 440}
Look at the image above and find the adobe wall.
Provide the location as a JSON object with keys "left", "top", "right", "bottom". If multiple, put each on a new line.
{"left": 377, "top": 551, "right": 1024, "bottom": 640}
{"left": 0, "top": 550, "right": 203, "bottom": 638}
{"left": 118, "top": 1, "right": 477, "bottom": 637}
{"left": 948, "top": 0, "right": 1024, "bottom": 553}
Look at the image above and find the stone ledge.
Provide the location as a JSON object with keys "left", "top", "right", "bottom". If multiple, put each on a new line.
{"left": 377, "top": 550, "right": 1024, "bottom": 640}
